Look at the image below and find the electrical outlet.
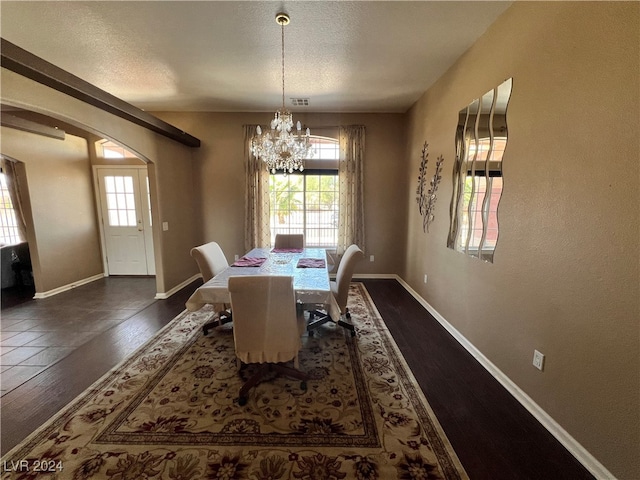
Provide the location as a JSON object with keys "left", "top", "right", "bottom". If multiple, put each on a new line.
{"left": 533, "top": 350, "right": 545, "bottom": 371}
{"left": 369, "top": 255, "right": 374, "bottom": 262}
{"left": 234, "top": 254, "right": 239, "bottom": 261}
{"left": 162, "top": 222, "right": 169, "bottom": 231}
{"left": 424, "top": 274, "right": 428, "bottom": 284}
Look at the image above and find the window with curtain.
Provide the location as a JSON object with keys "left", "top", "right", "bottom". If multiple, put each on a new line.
{"left": 245, "top": 125, "right": 365, "bottom": 253}
{"left": 269, "top": 136, "right": 339, "bottom": 248}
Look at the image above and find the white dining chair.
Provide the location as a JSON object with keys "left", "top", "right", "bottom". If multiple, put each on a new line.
{"left": 308, "top": 244, "right": 364, "bottom": 337}
{"left": 228, "top": 275, "right": 309, "bottom": 406}
{"left": 274, "top": 233, "right": 304, "bottom": 249}
{"left": 190, "top": 241, "right": 232, "bottom": 335}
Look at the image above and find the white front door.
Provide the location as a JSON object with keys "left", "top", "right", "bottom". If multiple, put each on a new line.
{"left": 96, "top": 168, "right": 155, "bottom": 275}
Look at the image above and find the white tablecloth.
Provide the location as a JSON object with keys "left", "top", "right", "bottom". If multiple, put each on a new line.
{"left": 185, "top": 248, "right": 340, "bottom": 321}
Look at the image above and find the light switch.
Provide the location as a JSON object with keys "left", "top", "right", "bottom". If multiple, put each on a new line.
{"left": 162, "top": 222, "right": 169, "bottom": 231}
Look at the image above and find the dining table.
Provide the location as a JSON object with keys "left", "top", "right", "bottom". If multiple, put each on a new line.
{"left": 185, "top": 247, "right": 340, "bottom": 322}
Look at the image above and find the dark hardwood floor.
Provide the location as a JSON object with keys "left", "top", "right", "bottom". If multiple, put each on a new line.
{"left": 0, "top": 277, "right": 191, "bottom": 454}
{"left": 362, "top": 279, "right": 594, "bottom": 480}
{"left": 0, "top": 278, "right": 594, "bottom": 479}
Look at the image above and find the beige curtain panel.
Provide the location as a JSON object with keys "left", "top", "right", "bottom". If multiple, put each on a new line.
{"left": 244, "top": 125, "right": 271, "bottom": 251}
{"left": 338, "top": 125, "right": 366, "bottom": 255}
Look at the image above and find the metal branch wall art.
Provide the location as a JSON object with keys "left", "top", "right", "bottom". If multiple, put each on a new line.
{"left": 426, "top": 155, "right": 444, "bottom": 232}
{"left": 416, "top": 142, "right": 429, "bottom": 221}
{"left": 416, "top": 141, "right": 444, "bottom": 233}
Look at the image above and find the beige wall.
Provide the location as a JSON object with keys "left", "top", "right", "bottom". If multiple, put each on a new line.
{"left": 1, "top": 68, "right": 199, "bottom": 295}
{"left": 1, "top": 128, "right": 103, "bottom": 293}
{"left": 153, "top": 111, "right": 408, "bottom": 276}
{"left": 403, "top": 2, "right": 639, "bottom": 478}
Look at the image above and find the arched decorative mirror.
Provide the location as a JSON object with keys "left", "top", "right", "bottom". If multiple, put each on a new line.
{"left": 448, "top": 78, "right": 512, "bottom": 263}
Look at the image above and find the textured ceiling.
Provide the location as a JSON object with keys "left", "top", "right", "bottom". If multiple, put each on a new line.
{"left": 0, "top": 1, "right": 511, "bottom": 113}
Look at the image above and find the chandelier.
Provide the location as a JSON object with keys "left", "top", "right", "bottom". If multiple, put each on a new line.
{"left": 251, "top": 13, "right": 313, "bottom": 174}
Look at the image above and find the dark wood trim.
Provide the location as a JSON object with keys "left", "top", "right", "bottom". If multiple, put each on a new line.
{"left": 1, "top": 38, "right": 201, "bottom": 148}
{"left": 466, "top": 170, "right": 502, "bottom": 177}
{"left": 1, "top": 113, "right": 66, "bottom": 140}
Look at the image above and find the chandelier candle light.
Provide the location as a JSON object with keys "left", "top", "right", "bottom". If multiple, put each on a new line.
{"left": 251, "top": 13, "right": 313, "bottom": 174}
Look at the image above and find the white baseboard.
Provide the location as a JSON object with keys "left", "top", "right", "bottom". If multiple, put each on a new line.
{"left": 155, "top": 274, "right": 201, "bottom": 300}
{"left": 353, "top": 273, "right": 397, "bottom": 279}
{"left": 33, "top": 273, "right": 105, "bottom": 299}
{"left": 393, "top": 275, "right": 616, "bottom": 480}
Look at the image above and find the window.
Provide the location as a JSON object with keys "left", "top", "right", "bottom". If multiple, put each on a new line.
{"left": 269, "top": 136, "right": 339, "bottom": 248}
{"left": 100, "top": 139, "right": 138, "bottom": 159}
{"left": 0, "top": 172, "right": 22, "bottom": 245}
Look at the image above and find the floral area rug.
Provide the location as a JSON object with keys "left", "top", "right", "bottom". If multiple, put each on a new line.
{"left": 1, "top": 283, "right": 467, "bottom": 479}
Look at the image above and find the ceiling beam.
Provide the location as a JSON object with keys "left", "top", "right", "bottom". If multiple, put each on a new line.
{"left": 0, "top": 38, "right": 201, "bottom": 148}
{"left": 1, "top": 113, "right": 66, "bottom": 140}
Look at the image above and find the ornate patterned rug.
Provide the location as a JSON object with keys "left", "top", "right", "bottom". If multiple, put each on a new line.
{"left": 1, "top": 283, "right": 467, "bottom": 479}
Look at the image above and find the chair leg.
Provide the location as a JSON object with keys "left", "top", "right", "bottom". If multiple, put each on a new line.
{"left": 202, "top": 310, "right": 233, "bottom": 336}
{"left": 237, "top": 363, "right": 310, "bottom": 406}
{"left": 219, "top": 310, "right": 233, "bottom": 325}
{"left": 273, "top": 364, "right": 309, "bottom": 392}
{"left": 338, "top": 307, "right": 356, "bottom": 337}
{"left": 272, "top": 364, "right": 310, "bottom": 382}
{"left": 307, "top": 308, "right": 356, "bottom": 337}
{"left": 238, "top": 364, "right": 270, "bottom": 405}
{"left": 307, "top": 310, "right": 332, "bottom": 336}
{"left": 338, "top": 319, "right": 356, "bottom": 337}
{"left": 202, "top": 320, "right": 217, "bottom": 335}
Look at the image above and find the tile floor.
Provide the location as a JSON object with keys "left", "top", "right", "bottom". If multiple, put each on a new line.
{"left": 0, "top": 277, "right": 157, "bottom": 395}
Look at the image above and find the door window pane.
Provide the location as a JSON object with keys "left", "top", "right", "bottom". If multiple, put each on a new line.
{"left": 104, "top": 175, "right": 137, "bottom": 227}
